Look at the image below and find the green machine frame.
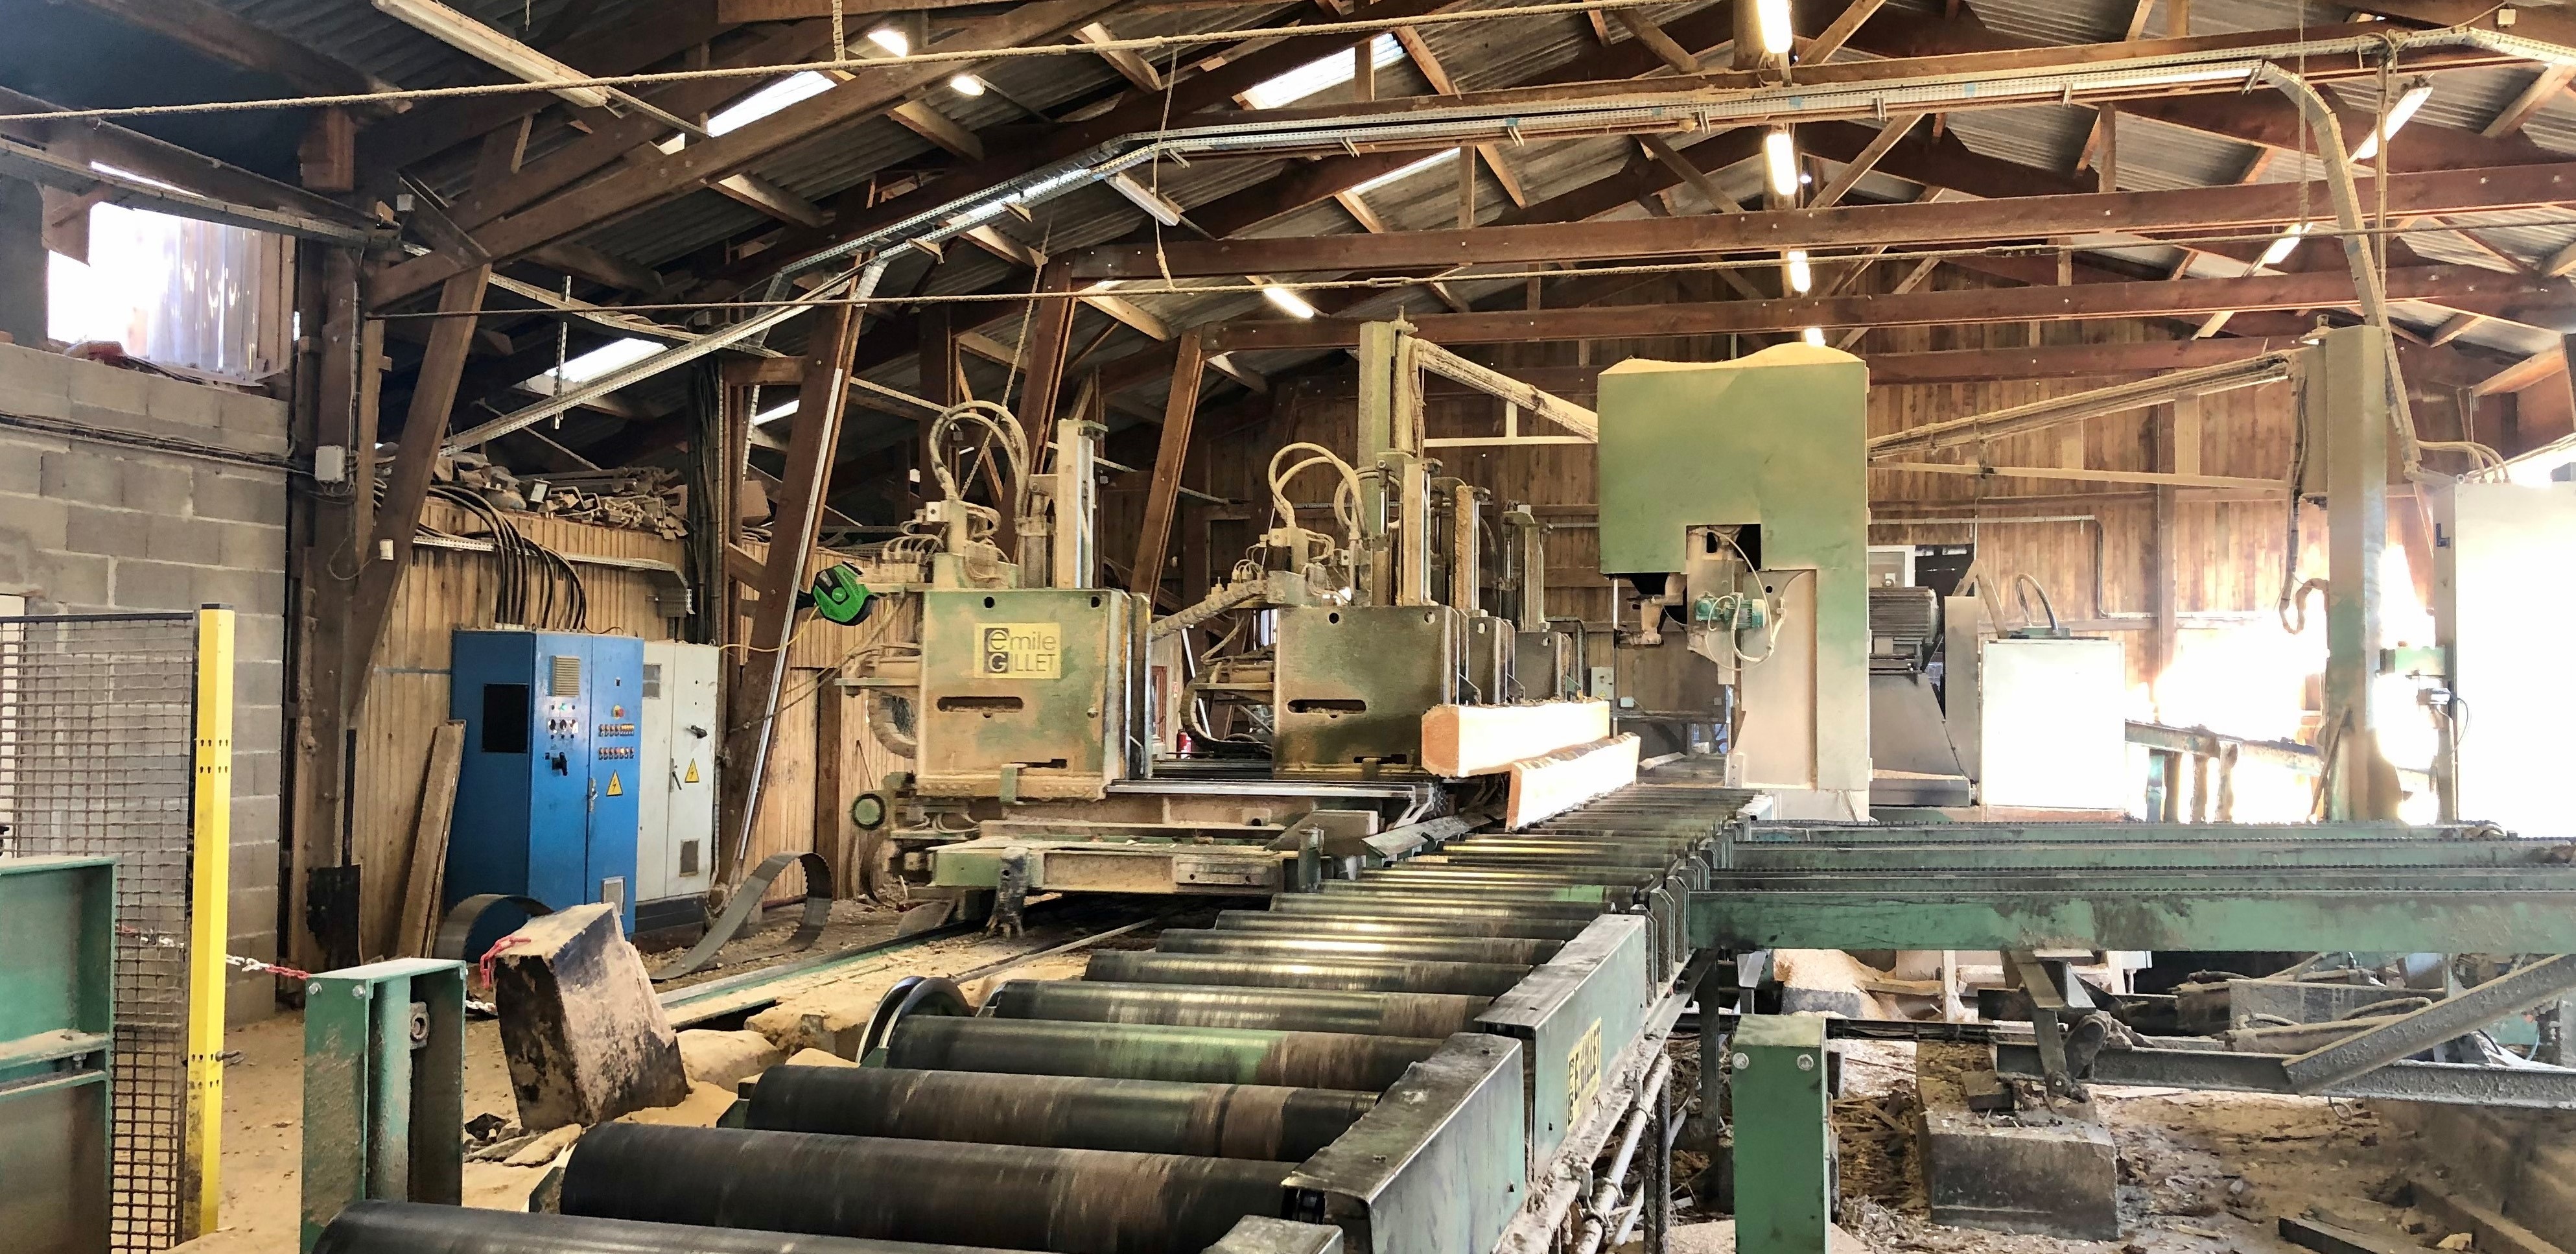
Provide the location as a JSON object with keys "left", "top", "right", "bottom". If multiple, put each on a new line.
{"left": 299, "top": 958, "right": 468, "bottom": 1253}
{"left": 1694, "top": 821, "right": 2576, "bottom": 1254}
{"left": 0, "top": 856, "right": 115, "bottom": 1254}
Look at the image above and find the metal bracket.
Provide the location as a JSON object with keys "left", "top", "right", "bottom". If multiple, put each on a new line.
{"left": 2008, "top": 951, "right": 2090, "bottom": 1103}
{"left": 300, "top": 959, "right": 467, "bottom": 1253}
{"left": 2283, "top": 954, "right": 2576, "bottom": 1093}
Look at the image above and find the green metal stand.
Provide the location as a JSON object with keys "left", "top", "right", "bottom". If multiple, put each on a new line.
{"left": 300, "top": 959, "right": 467, "bottom": 1253}
{"left": 1730, "top": 1013, "right": 1831, "bottom": 1254}
{"left": 0, "top": 857, "right": 115, "bottom": 1254}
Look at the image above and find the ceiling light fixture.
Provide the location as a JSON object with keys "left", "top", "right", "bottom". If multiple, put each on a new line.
{"left": 1263, "top": 286, "right": 1319, "bottom": 318}
{"left": 1763, "top": 129, "right": 1798, "bottom": 198}
{"left": 1801, "top": 327, "right": 1827, "bottom": 346}
{"left": 2349, "top": 77, "right": 2434, "bottom": 163}
{"left": 1755, "top": 0, "right": 1794, "bottom": 56}
{"left": 1786, "top": 250, "right": 1812, "bottom": 294}
{"left": 949, "top": 73, "right": 986, "bottom": 97}
{"left": 867, "top": 26, "right": 911, "bottom": 56}
{"left": 753, "top": 399, "right": 799, "bottom": 425}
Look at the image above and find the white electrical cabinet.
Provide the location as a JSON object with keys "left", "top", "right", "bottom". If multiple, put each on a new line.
{"left": 1977, "top": 636, "right": 2128, "bottom": 811}
{"left": 637, "top": 641, "right": 719, "bottom": 931}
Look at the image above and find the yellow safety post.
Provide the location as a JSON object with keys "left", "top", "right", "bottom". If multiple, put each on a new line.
{"left": 183, "top": 604, "right": 235, "bottom": 1241}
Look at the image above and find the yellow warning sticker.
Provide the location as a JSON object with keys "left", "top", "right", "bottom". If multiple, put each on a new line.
{"left": 606, "top": 772, "right": 624, "bottom": 797}
{"left": 978, "top": 622, "right": 1062, "bottom": 680}
{"left": 1567, "top": 1018, "right": 1603, "bottom": 1124}
{"left": 683, "top": 759, "right": 700, "bottom": 784}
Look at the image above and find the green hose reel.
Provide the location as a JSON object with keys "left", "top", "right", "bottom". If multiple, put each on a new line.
{"left": 809, "top": 563, "right": 874, "bottom": 626}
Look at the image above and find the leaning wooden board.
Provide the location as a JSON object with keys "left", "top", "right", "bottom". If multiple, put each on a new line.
{"left": 1422, "top": 700, "right": 1612, "bottom": 777}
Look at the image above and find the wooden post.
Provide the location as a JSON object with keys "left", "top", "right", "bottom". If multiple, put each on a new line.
{"left": 2150, "top": 401, "right": 2180, "bottom": 713}
{"left": 812, "top": 683, "right": 854, "bottom": 897}
{"left": 716, "top": 298, "right": 865, "bottom": 887}
{"left": 2096, "top": 104, "right": 2118, "bottom": 193}
{"left": 1352, "top": 40, "right": 1375, "bottom": 101}
{"left": 285, "top": 246, "right": 375, "bottom": 971}
{"left": 1456, "top": 146, "right": 1477, "bottom": 228}
{"left": 346, "top": 266, "right": 491, "bottom": 685}
{"left": 1130, "top": 328, "right": 1206, "bottom": 598}
{"left": 2188, "top": 749, "right": 2210, "bottom": 824}
{"left": 1018, "top": 262, "right": 1076, "bottom": 430}
{"left": 2215, "top": 742, "right": 2239, "bottom": 821}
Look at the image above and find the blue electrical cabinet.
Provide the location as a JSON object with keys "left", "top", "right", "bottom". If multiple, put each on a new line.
{"left": 447, "top": 630, "right": 644, "bottom": 935}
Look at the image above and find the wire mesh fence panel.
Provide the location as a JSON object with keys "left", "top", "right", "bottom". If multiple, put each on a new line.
{"left": 0, "top": 613, "right": 200, "bottom": 1253}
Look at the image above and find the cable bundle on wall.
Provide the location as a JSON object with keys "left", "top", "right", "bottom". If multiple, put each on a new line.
{"left": 414, "top": 484, "right": 590, "bottom": 631}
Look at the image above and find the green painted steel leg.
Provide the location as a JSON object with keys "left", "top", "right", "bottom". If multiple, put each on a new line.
{"left": 300, "top": 959, "right": 467, "bottom": 1253}
{"left": 1731, "top": 1013, "right": 1831, "bottom": 1254}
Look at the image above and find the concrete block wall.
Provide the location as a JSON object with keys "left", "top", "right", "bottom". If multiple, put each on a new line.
{"left": 0, "top": 339, "right": 287, "bottom": 1022}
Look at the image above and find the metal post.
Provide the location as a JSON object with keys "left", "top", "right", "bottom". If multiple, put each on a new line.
{"left": 1390, "top": 453, "right": 1433, "bottom": 607}
{"left": 1730, "top": 1013, "right": 1831, "bottom": 1254}
{"left": 2319, "top": 325, "right": 2402, "bottom": 820}
{"left": 1355, "top": 324, "right": 1398, "bottom": 606}
{"left": 183, "top": 606, "right": 235, "bottom": 1241}
{"left": 1051, "top": 418, "right": 1101, "bottom": 590}
{"left": 300, "top": 959, "right": 467, "bottom": 1253}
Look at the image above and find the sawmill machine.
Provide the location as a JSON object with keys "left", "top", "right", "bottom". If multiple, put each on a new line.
{"left": 1597, "top": 344, "right": 1873, "bottom": 821}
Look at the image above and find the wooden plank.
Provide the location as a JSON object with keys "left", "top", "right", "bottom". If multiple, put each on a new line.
{"left": 2406, "top": 1176, "right": 2566, "bottom": 1254}
{"left": 1204, "top": 265, "right": 2540, "bottom": 351}
{"left": 1805, "top": 0, "right": 1890, "bottom": 62}
{"left": 1877, "top": 462, "right": 2289, "bottom": 491}
{"left": 66, "top": 0, "right": 390, "bottom": 99}
{"left": 395, "top": 721, "right": 467, "bottom": 959}
{"left": 1423, "top": 700, "right": 1612, "bottom": 777}
{"left": 1505, "top": 734, "right": 1642, "bottom": 829}
{"left": 1810, "top": 113, "right": 1923, "bottom": 209}
{"left": 1129, "top": 328, "right": 1206, "bottom": 596}
{"left": 1069, "top": 161, "right": 2576, "bottom": 279}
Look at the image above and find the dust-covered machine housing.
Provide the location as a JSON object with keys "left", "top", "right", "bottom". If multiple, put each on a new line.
{"left": 1596, "top": 346, "right": 1872, "bottom": 820}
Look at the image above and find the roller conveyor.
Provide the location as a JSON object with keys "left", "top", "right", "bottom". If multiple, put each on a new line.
{"left": 745, "top": 1066, "right": 1378, "bottom": 1160}
{"left": 560, "top": 1124, "right": 1295, "bottom": 1254}
{"left": 313, "top": 1202, "right": 1031, "bottom": 1254}
{"left": 1084, "top": 951, "right": 1536, "bottom": 996}
{"left": 885, "top": 1015, "right": 1447, "bottom": 1090}
{"left": 318, "top": 779, "right": 1749, "bottom": 1254}
{"left": 984, "top": 980, "right": 1492, "bottom": 1037}
{"left": 1152, "top": 929, "right": 1562, "bottom": 966}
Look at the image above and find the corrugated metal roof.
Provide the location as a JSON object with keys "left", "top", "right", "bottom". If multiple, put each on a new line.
{"left": 140, "top": 0, "right": 2576, "bottom": 432}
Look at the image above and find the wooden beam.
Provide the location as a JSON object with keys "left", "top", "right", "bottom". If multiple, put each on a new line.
{"left": 715, "top": 298, "right": 864, "bottom": 885}
{"left": 1877, "top": 461, "right": 2289, "bottom": 491}
{"left": 721, "top": 0, "right": 1000, "bottom": 14}
{"left": 1073, "top": 160, "right": 2576, "bottom": 279}
{"left": 1804, "top": 0, "right": 1890, "bottom": 62}
{"left": 1075, "top": 21, "right": 1165, "bottom": 91}
{"left": 1810, "top": 113, "right": 1922, "bottom": 209}
{"left": 372, "top": 0, "right": 1128, "bottom": 307}
{"left": 2470, "top": 346, "right": 2566, "bottom": 396}
{"left": 2483, "top": 64, "right": 2576, "bottom": 139}
{"left": 442, "top": 19, "right": 827, "bottom": 233}
{"left": 1424, "top": 700, "right": 1613, "bottom": 777}
{"left": 694, "top": 0, "right": 1479, "bottom": 297}
{"left": 65, "top": 0, "right": 393, "bottom": 101}
{"left": 1130, "top": 328, "right": 1206, "bottom": 597}
{"left": 888, "top": 101, "right": 987, "bottom": 160}
{"left": 710, "top": 172, "right": 829, "bottom": 228}
{"left": 1204, "top": 266, "right": 2543, "bottom": 351}
{"left": 1017, "top": 262, "right": 1079, "bottom": 447}
{"left": 346, "top": 268, "right": 492, "bottom": 714}
{"left": 1505, "top": 735, "right": 1641, "bottom": 829}
{"left": 1615, "top": 11, "right": 1702, "bottom": 73}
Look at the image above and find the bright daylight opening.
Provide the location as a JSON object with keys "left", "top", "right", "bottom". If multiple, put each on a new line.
{"left": 519, "top": 338, "right": 665, "bottom": 395}
{"left": 1243, "top": 34, "right": 1403, "bottom": 108}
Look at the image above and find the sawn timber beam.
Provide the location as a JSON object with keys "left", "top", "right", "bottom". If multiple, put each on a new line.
{"left": 1200, "top": 266, "right": 2554, "bottom": 351}
{"left": 1070, "top": 161, "right": 2576, "bottom": 279}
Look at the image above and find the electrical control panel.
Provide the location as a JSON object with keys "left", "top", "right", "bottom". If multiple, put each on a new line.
{"left": 448, "top": 629, "right": 644, "bottom": 937}
{"left": 637, "top": 641, "right": 719, "bottom": 933}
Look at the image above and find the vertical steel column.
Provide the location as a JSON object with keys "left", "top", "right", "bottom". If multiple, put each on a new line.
{"left": 1051, "top": 418, "right": 1101, "bottom": 590}
{"left": 1449, "top": 484, "right": 1484, "bottom": 613}
{"left": 2319, "top": 325, "right": 2402, "bottom": 820}
{"left": 183, "top": 606, "right": 235, "bottom": 1241}
{"left": 299, "top": 960, "right": 466, "bottom": 1253}
{"left": 1730, "top": 1013, "right": 1831, "bottom": 1254}
{"left": 1356, "top": 323, "right": 1398, "bottom": 606}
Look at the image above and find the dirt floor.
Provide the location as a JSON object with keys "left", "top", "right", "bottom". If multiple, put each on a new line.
{"left": 172, "top": 897, "right": 1182, "bottom": 1254}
